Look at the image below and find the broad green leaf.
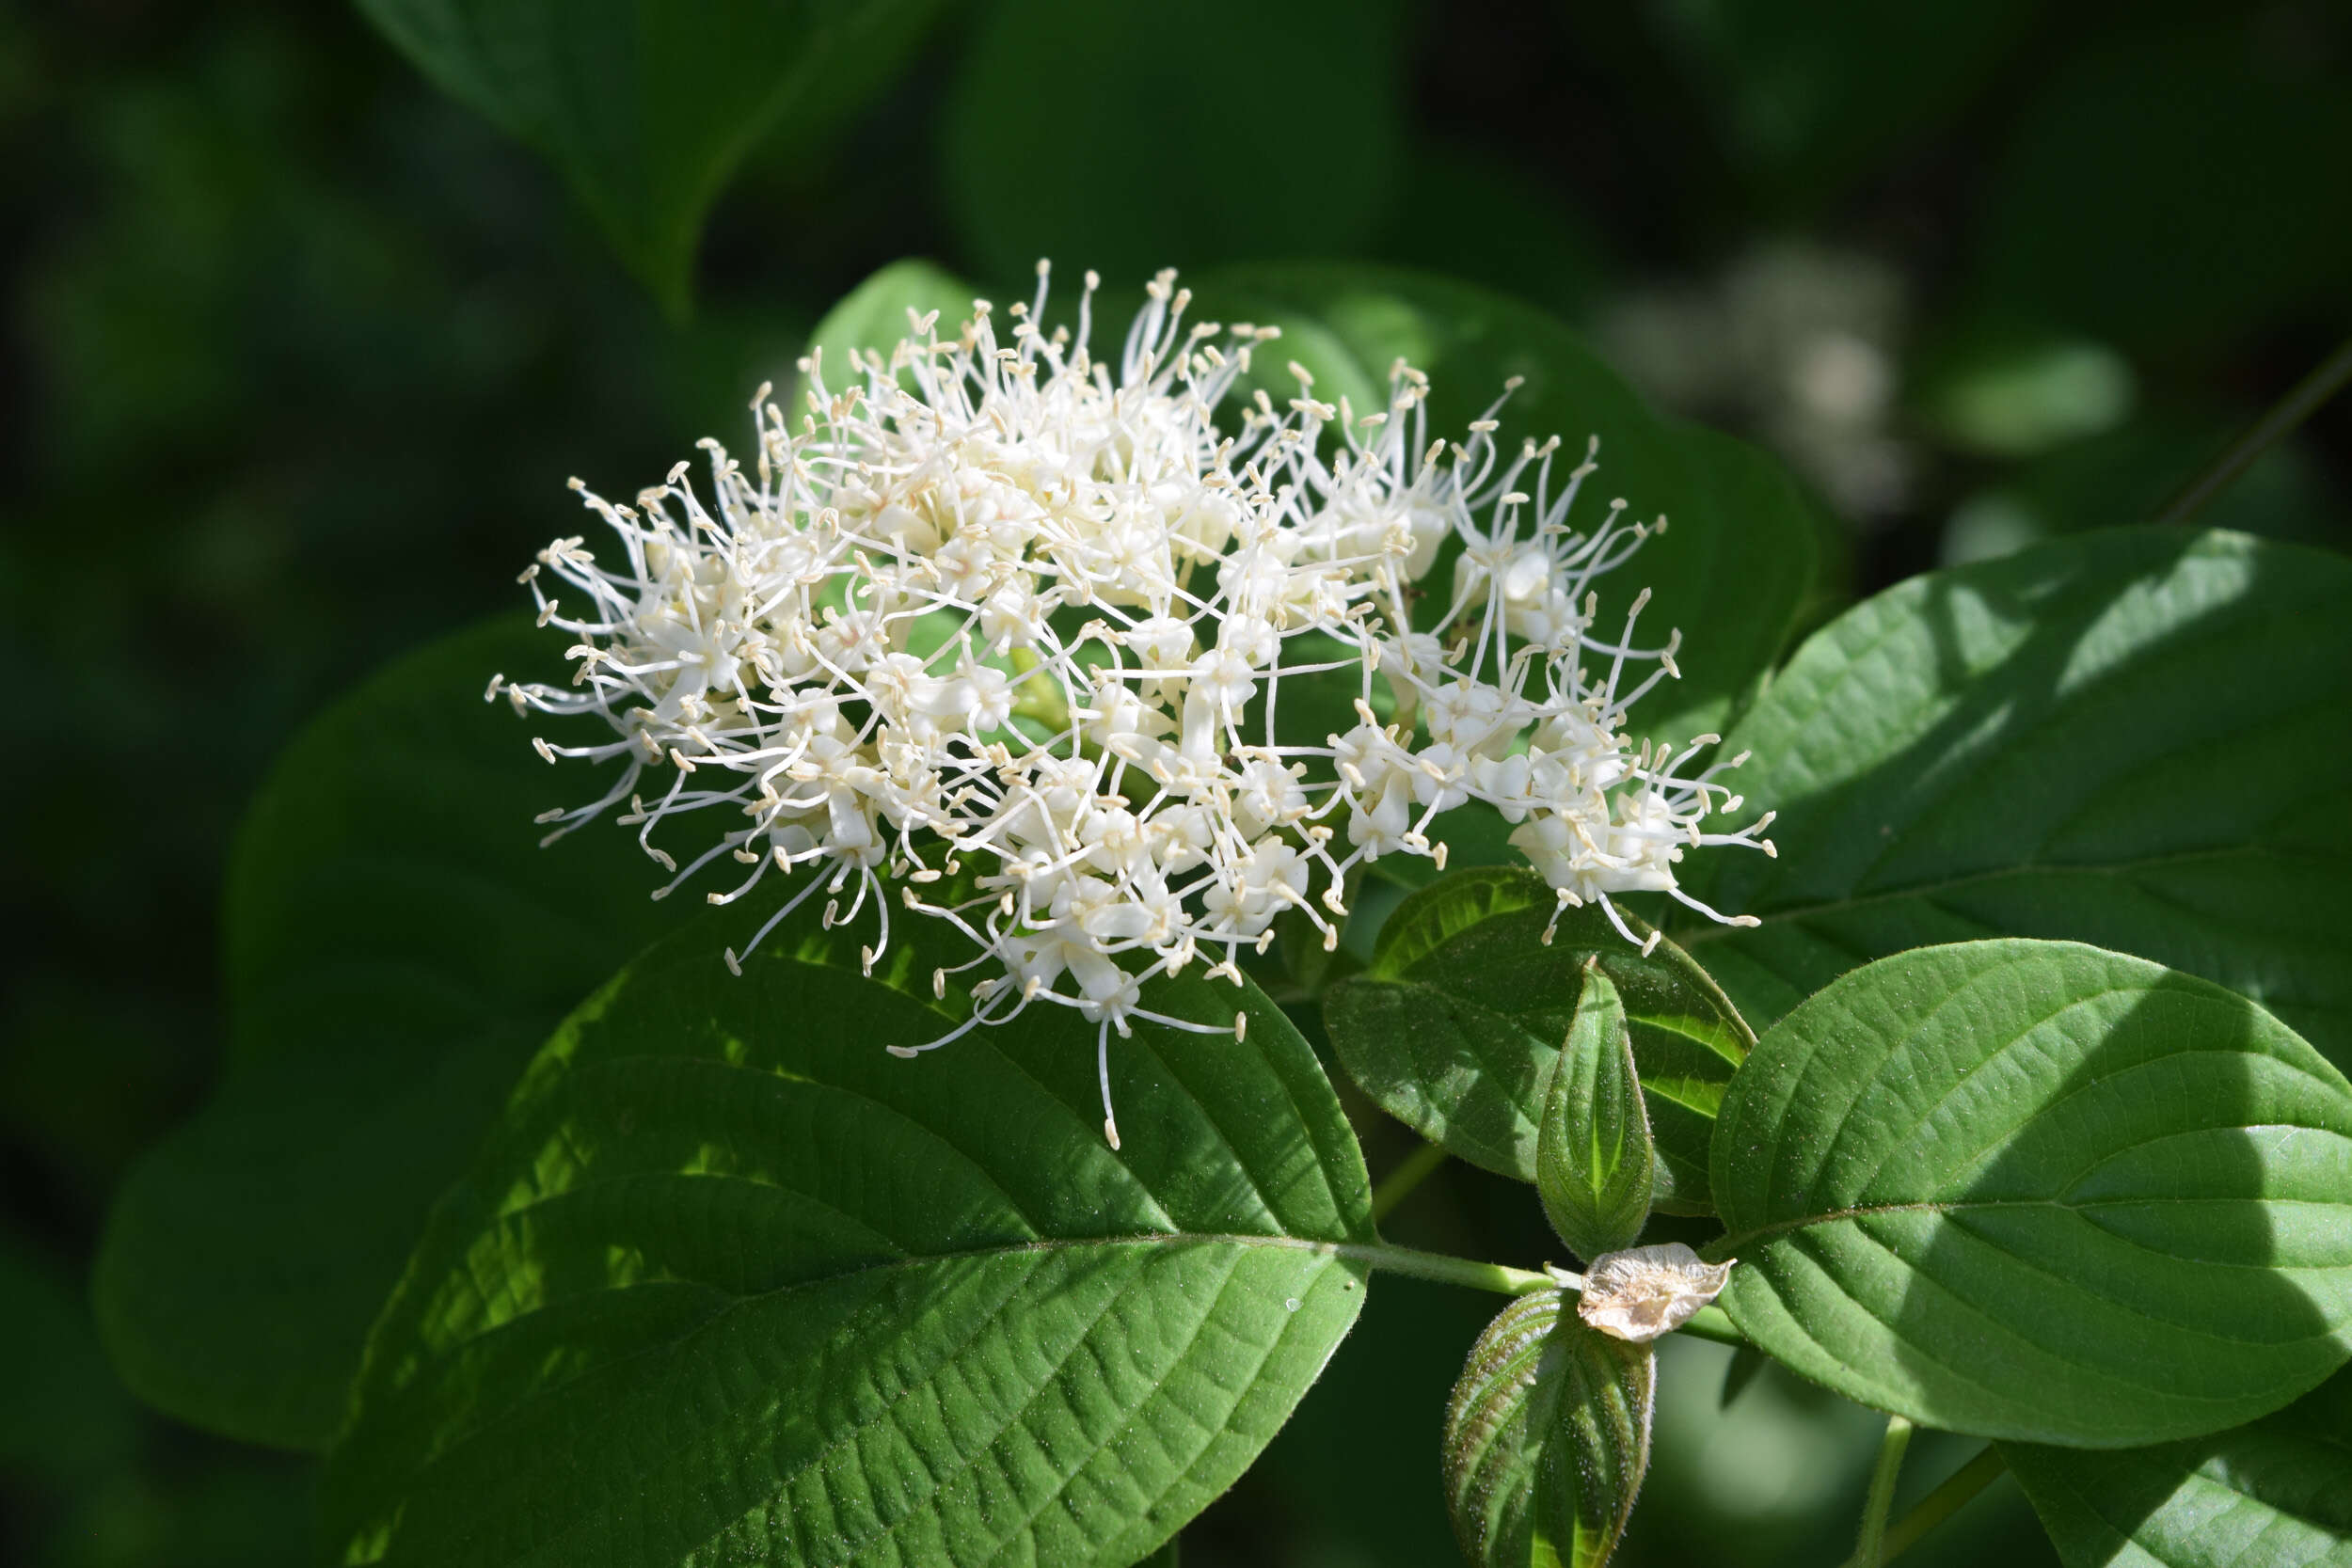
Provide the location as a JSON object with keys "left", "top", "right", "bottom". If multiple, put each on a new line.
{"left": 355, "top": 0, "right": 946, "bottom": 312}
{"left": 0, "top": 1227, "right": 137, "bottom": 1489}
{"left": 1324, "top": 866, "right": 1753, "bottom": 1212}
{"left": 1187, "top": 263, "right": 1826, "bottom": 744}
{"left": 1679, "top": 530, "right": 2352, "bottom": 1076}
{"left": 1711, "top": 939, "right": 2352, "bottom": 1448}
{"left": 324, "top": 904, "right": 1374, "bottom": 1566}
{"left": 939, "top": 0, "right": 1405, "bottom": 287}
{"left": 94, "top": 616, "right": 670, "bottom": 1449}
{"left": 2004, "top": 1365, "right": 2352, "bottom": 1567}
{"left": 1444, "top": 1290, "right": 1653, "bottom": 1568}
{"left": 1536, "top": 966, "right": 1655, "bottom": 1261}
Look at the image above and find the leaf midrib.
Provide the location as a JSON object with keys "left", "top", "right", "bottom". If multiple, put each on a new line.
{"left": 399, "top": 1227, "right": 1376, "bottom": 1395}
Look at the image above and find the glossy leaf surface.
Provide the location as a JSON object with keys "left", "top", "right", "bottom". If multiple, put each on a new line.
{"left": 1712, "top": 940, "right": 2352, "bottom": 1447}
{"left": 1682, "top": 530, "right": 2352, "bottom": 1076}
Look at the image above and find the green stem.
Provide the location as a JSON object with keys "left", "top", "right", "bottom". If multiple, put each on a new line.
{"left": 1370, "top": 1141, "right": 1450, "bottom": 1223}
{"left": 1343, "top": 1242, "right": 1551, "bottom": 1295}
{"left": 1346, "top": 1243, "right": 1750, "bottom": 1354}
{"left": 2151, "top": 333, "right": 2352, "bottom": 528}
{"left": 1677, "top": 1304, "right": 1746, "bottom": 1348}
{"left": 1851, "top": 1414, "right": 1915, "bottom": 1567}
{"left": 1851, "top": 1446, "right": 2006, "bottom": 1567}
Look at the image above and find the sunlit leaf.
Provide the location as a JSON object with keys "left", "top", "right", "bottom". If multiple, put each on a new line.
{"left": 1681, "top": 530, "right": 2352, "bottom": 1076}
{"left": 1535, "top": 965, "right": 1656, "bottom": 1261}
{"left": 324, "top": 904, "right": 1374, "bottom": 1566}
{"left": 1712, "top": 939, "right": 2352, "bottom": 1446}
{"left": 2005, "top": 1365, "right": 2352, "bottom": 1567}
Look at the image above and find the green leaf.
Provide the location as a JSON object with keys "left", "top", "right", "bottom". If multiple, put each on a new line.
{"left": 1711, "top": 939, "right": 2352, "bottom": 1448}
{"left": 354, "top": 0, "right": 946, "bottom": 312}
{"left": 1444, "top": 1290, "right": 1653, "bottom": 1568}
{"left": 0, "top": 1227, "right": 137, "bottom": 1489}
{"left": 323, "top": 905, "right": 1374, "bottom": 1566}
{"left": 1324, "top": 866, "right": 1752, "bottom": 1213}
{"left": 939, "top": 0, "right": 1406, "bottom": 288}
{"left": 1536, "top": 965, "right": 1656, "bottom": 1261}
{"left": 1187, "top": 263, "right": 1825, "bottom": 744}
{"left": 1680, "top": 529, "right": 2352, "bottom": 1077}
{"left": 800, "top": 257, "right": 977, "bottom": 388}
{"left": 94, "top": 616, "right": 672, "bottom": 1449}
{"left": 1915, "top": 323, "right": 2137, "bottom": 460}
{"left": 2004, "top": 1365, "right": 2352, "bottom": 1567}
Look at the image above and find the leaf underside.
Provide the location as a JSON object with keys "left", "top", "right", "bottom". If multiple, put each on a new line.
{"left": 1444, "top": 1289, "right": 1653, "bottom": 1568}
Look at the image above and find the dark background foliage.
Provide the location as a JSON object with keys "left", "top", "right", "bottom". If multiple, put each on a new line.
{"left": 2, "top": 0, "right": 2345, "bottom": 1562}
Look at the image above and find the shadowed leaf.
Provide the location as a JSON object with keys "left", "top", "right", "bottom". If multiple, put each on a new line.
{"left": 1327, "top": 866, "right": 1751, "bottom": 1212}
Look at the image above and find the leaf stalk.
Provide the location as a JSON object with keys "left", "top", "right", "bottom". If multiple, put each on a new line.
{"left": 2152, "top": 332, "right": 2352, "bottom": 527}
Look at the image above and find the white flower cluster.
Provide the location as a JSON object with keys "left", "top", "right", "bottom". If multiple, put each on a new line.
{"left": 494, "top": 265, "right": 1772, "bottom": 1146}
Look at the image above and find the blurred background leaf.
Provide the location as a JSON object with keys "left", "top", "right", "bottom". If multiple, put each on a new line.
{"left": 92, "top": 619, "right": 676, "bottom": 1451}
{"left": 938, "top": 0, "right": 1406, "bottom": 287}
{"left": 353, "top": 0, "right": 949, "bottom": 311}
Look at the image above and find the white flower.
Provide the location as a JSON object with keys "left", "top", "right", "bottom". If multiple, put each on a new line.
{"left": 492, "top": 263, "right": 1773, "bottom": 1147}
